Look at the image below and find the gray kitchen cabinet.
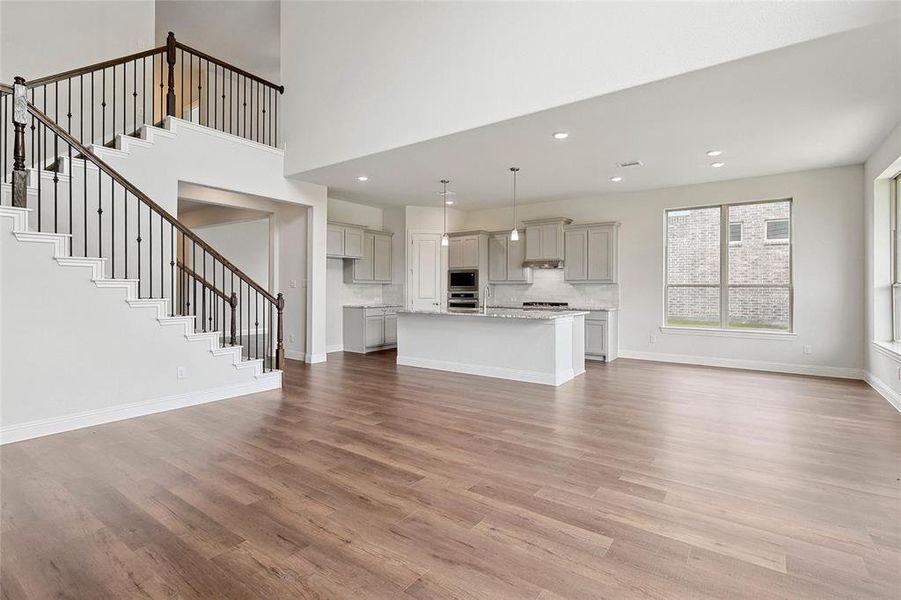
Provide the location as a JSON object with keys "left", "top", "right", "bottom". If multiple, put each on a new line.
{"left": 327, "top": 222, "right": 364, "bottom": 259}
{"left": 373, "top": 234, "right": 392, "bottom": 281}
{"left": 487, "top": 231, "right": 532, "bottom": 284}
{"left": 448, "top": 234, "right": 482, "bottom": 269}
{"left": 344, "top": 230, "right": 393, "bottom": 284}
{"left": 523, "top": 218, "right": 572, "bottom": 261}
{"left": 327, "top": 224, "right": 345, "bottom": 256}
{"left": 343, "top": 306, "right": 399, "bottom": 353}
{"left": 564, "top": 228, "right": 588, "bottom": 281}
{"left": 345, "top": 228, "right": 364, "bottom": 259}
{"left": 564, "top": 222, "right": 619, "bottom": 283}
{"left": 584, "top": 310, "right": 618, "bottom": 362}
{"left": 384, "top": 314, "right": 398, "bottom": 344}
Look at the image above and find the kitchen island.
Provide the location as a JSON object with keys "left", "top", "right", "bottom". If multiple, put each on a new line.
{"left": 396, "top": 309, "right": 587, "bottom": 385}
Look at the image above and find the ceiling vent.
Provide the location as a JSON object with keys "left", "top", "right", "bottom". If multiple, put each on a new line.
{"left": 617, "top": 160, "right": 643, "bottom": 168}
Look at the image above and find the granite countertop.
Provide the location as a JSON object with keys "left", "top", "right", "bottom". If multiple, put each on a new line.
{"left": 488, "top": 305, "right": 617, "bottom": 312}
{"left": 343, "top": 304, "right": 402, "bottom": 309}
{"left": 398, "top": 308, "right": 589, "bottom": 320}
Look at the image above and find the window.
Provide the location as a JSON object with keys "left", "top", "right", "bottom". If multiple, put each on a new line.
{"left": 892, "top": 175, "right": 901, "bottom": 341}
{"left": 665, "top": 199, "right": 792, "bottom": 332}
{"left": 766, "top": 218, "right": 790, "bottom": 242}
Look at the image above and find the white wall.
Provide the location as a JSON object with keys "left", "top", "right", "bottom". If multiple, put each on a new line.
{"left": 864, "top": 121, "right": 901, "bottom": 409}
{"left": 280, "top": 1, "right": 896, "bottom": 174}
{"left": 1, "top": 1, "right": 155, "bottom": 81}
{"left": 461, "top": 165, "right": 865, "bottom": 377}
{"left": 192, "top": 217, "right": 271, "bottom": 289}
{"left": 155, "top": 1, "right": 280, "bottom": 85}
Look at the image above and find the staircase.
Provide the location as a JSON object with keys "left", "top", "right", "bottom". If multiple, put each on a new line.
{"left": 1, "top": 33, "right": 288, "bottom": 443}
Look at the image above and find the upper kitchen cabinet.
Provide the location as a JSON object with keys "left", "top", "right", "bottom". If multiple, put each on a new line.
{"left": 564, "top": 222, "right": 620, "bottom": 283}
{"left": 487, "top": 231, "right": 531, "bottom": 284}
{"left": 343, "top": 229, "right": 394, "bottom": 284}
{"left": 327, "top": 222, "right": 364, "bottom": 259}
{"left": 447, "top": 232, "right": 488, "bottom": 269}
{"left": 523, "top": 218, "right": 572, "bottom": 263}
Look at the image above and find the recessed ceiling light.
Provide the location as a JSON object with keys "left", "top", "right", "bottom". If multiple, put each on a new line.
{"left": 356, "top": 175, "right": 369, "bottom": 182}
{"left": 445, "top": 200, "right": 454, "bottom": 205}
{"left": 706, "top": 150, "right": 722, "bottom": 157}
{"left": 710, "top": 162, "right": 725, "bottom": 168}
{"left": 610, "top": 176, "right": 623, "bottom": 182}
{"left": 552, "top": 132, "right": 569, "bottom": 140}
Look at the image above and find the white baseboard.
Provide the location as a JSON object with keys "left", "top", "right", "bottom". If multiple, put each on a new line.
{"left": 864, "top": 372, "right": 901, "bottom": 413}
{"left": 305, "top": 353, "right": 327, "bottom": 364}
{"left": 396, "top": 355, "right": 573, "bottom": 386}
{"left": 617, "top": 349, "right": 864, "bottom": 379}
{"left": 0, "top": 376, "right": 281, "bottom": 445}
{"left": 326, "top": 344, "right": 344, "bottom": 353}
{"left": 285, "top": 350, "right": 306, "bottom": 361}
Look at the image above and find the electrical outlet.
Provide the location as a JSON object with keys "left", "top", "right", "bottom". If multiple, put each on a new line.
{"left": 289, "top": 334, "right": 296, "bottom": 343}
{"left": 649, "top": 334, "right": 657, "bottom": 345}
{"left": 803, "top": 344, "right": 812, "bottom": 355}
{"left": 177, "top": 366, "right": 186, "bottom": 379}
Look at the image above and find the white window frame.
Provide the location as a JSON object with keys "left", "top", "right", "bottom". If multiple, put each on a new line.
{"left": 664, "top": 198, "right": 793, "bottom": 333}
{"left": 891, "top": 174, "right": 901, "bottom": 341}
{"left": 765, "top": 218, "right": 791, "bottom": 244}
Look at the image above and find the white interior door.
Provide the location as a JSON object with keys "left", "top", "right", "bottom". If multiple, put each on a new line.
{"left": 410, "top": 233, "right": 442, "bottom": 311}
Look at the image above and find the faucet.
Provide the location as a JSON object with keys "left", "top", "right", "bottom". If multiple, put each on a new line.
{"left": 483, "top": 285, "right": 491, "bottom": 313}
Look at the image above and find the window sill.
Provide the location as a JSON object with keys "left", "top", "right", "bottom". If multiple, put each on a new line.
{"left": 872, "top": 341, "right": 901, "bottom": 363}
{"left": 659, "top": 326, "right": 796, "bottom": 340}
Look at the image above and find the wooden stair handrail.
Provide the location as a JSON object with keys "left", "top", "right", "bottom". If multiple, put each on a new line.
{"left": 176, "top": 260, "right": 231, "bottom": 302}
{"left": 25, "top": 47, "right": 165, "bottom": 88}
{"left": 175, "top": 41, "right": 283, "bottom": 93}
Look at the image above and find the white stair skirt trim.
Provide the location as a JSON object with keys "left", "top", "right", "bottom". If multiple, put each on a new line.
{"left": 0, "top": 375, "right": 282, "bottom": 445}
{"left": 617, "top": 350, "right": 864, "bottom": 379}
{"left": 864, "top": 372, "right": 901, "bottom": 413}
{"left": 396, "top": 356, "right": 573, "bottom": 386}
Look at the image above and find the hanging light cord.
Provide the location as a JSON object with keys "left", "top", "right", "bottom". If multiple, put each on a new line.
{"left": 442, "top": 179, "right": 449, "bottom": 234}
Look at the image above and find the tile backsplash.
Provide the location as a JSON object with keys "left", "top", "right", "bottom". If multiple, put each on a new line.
{"left": 382, "top": 284, "right": 405, "bottom": 306}
{"left": 488, "top": 269, "right": 619, "bottom": 309}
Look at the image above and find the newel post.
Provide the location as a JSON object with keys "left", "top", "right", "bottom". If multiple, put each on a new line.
{"left": 275, "top": 292, "right": 285, "bottom": 370}
{"left": 165, "top": 32, "right": 177, "bottom": 117}
{"left": 11, "top": 76, "right": 27, "bottom": 208}
{"left": 229, "top": 292, "right": 238, "bottom": 346}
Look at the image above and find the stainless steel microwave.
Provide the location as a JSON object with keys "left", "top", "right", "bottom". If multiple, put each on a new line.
{"left": 448, "top": 269, "right": 478, "bottom": 291}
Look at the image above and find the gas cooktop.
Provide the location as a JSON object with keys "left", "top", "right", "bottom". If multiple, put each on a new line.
{"left": 521, "top": 301, "right": 570, "bottom": 309}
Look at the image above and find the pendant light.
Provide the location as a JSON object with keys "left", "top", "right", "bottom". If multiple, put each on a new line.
{"left": 509, "top": 167, "right": 520, "bottom": 241}
{"left": 440, "top": 179, "right": 450, "bottom": 247}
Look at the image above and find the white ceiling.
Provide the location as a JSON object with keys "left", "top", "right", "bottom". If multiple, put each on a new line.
{"left": 297, "top": 20, "right": 901, "bottom": 210}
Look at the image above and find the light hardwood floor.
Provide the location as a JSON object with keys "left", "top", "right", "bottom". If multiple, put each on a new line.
{"left": 1, "top": 352, "right": 899, "bottom": 599}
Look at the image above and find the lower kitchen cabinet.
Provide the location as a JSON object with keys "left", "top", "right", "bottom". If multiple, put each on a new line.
{"left": 584, "top": 310, "right": 618, "bottom": 362}
{"left": 343, "top": 306, "right": 399, "bottom": 353}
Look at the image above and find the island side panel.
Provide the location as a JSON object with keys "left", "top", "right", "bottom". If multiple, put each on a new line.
{"left": 396, "top": 313, "right": 561, "bottom": 385}
{"left": 572, "top": 314, "right": 586, "bottom": 376}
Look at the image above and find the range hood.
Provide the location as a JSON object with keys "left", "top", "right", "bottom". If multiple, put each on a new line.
{"left": 523, "top": 258, "right": 564, "bottom": 269}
